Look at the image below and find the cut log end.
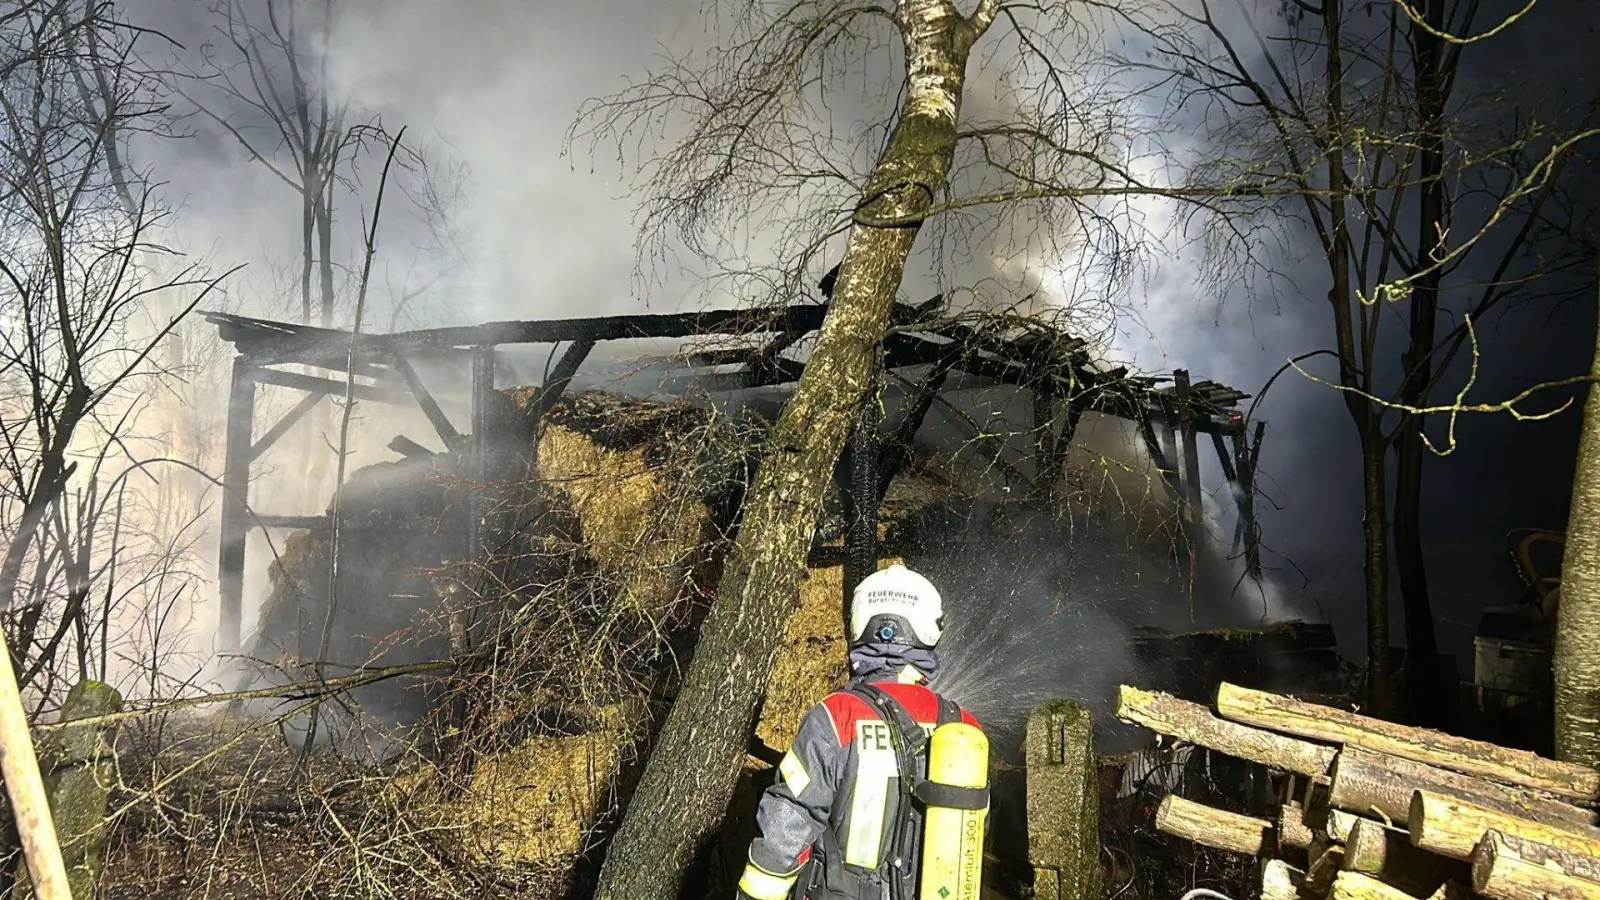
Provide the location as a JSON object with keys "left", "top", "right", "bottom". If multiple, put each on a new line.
{"left": 1280, "top": 802, "right": 1314, "bottom": 851}
{"left": 1263, "top": 859, "right": 1308, "bottom": 900}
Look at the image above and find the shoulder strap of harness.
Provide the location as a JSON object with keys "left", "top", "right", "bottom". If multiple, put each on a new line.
{"left": 845, "top": 681, "right": 924, "bottom": 789}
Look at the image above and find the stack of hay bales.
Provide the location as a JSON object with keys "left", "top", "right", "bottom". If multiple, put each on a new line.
{"left": 251, "top": 391, "right": 744, "bottom": 873}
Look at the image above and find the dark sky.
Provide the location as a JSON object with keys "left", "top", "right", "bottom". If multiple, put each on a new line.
{"left": 126, "top": 0, "right": 1600, "bottom": 668}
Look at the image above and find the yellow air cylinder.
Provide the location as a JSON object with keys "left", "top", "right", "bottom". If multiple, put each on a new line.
{"left": 919, "top": 722, "right": 989, "bottom": 900}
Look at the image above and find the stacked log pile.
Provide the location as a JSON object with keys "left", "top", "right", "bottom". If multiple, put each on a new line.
{"left": 1116, "top": 683, "right": 1600, "bottom": 900}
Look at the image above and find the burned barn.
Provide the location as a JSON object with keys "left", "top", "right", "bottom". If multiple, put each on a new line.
{"left": 199, "top": 290, "right": 1323, "bottom": 894}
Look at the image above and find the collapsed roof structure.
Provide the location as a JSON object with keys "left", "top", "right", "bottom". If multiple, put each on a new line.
{"left": 203, "top": 292, "right": 1263, "bottom": 651}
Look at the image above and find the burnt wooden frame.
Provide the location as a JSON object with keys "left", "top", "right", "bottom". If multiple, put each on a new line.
{"left": 204, "top": 300, "right": 1263, "bottom": 649}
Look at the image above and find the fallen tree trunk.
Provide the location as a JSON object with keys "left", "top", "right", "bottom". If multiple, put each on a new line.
{"left": 1118, "top": 686, "right": 1337, "bottom": 777}
{"left": 1155, "top": 795, "right": 1272, "bottom": 855}
{"left": 1330, "top": 871, "right": 1421, "bottom": 900}
{"left": 1329, "top": 747, "right": 1593, "bottom": 827}
{"left": 1263, "top": 859, "right": 1308, "bottom": 900}
{"left": 1471, "top": 831, "right": 1600, "bottom": 900}
{"left": 1473, "top": 830, "right": 1600, "bottom": 883}
{"left": 1216, "top": 683, "right": 1600, "bottom": 801}
{"left": 1410, "top": 790, "right": 1600, "bottom": 860}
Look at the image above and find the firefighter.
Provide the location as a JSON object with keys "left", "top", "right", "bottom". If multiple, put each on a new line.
{"left": 737, "top": 564, "right": 987, "bottom": 900}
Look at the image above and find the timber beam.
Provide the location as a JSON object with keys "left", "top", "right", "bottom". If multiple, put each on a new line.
{"left": 217, "top": 360, "right": 255, "bottom": 652}
{"left": 389, "top": 352, "right": 462, "bottom": 448}
{"left": 248, "top": 391, "right": 323, "bottom": 462}
{"left": 252, "top": 515, "right": 329, "bottom": 531}
{"left": 389, "top": 435, "right": 437, "bottom": 460}
{"left": 249, "top": 366, "right": 407, "bottom": 404}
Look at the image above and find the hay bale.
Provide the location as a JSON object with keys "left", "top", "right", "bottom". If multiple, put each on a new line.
{"left": 532, "top": 392, "right": 729, "bottom": 624}
{"left": 756, "top": 565, "right": 850, "bottom": 751}
{"left": 755, "top": 557, "right": 904, "bottom": 751}
{"left": 405, "top": 703, "right": 645, "bottom": 868}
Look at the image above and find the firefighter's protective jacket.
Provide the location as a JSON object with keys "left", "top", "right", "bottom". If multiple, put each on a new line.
{"left": 738, "top": 675, "right": 980, "bottom": 900}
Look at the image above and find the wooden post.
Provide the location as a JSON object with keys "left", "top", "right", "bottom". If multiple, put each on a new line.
{"left": 468, "top": 344, "right": 494, "bottom": 561}
{"left": 1155, "top": 415, "right": 1182, "bottom": 500}
{"left": 843, "top": 369, "right": 880, "bottom": 602}
{"left": 1026, "top": 699, "right": 1100, "bottom": 900}
{"left": 0, "top": 656, "right": 71, "bottom": 900}
{"left": 1232, "top": 423, "right": 1264, "bottom": 577}
{"left": 14, "top": 682, "right": 123, "bottom": 900}
{"left": 1174, "top": 370, "right": 1204, "bottom": 519}
{"left": 218, "top": 357, "right": 256, "bottom": 652}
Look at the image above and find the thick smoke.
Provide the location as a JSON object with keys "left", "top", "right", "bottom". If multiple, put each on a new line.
{"left": 95, "top": 0, "right": 1600, "bottom": 729}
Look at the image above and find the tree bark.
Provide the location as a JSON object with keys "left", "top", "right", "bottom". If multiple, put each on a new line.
{"left": 1391, "top": 0, "right": 1448, "bottom": 723}
{"left": 1331, "top": 871, "right": 1424, "bottom": 900}
{"left": 592, "top": 5, "right": 992, "bottom": 897}
{"left": 1217, "top": 684, "right": 1600, "bottom": 800}
{"left": 1554, "top": 268, "right": 1600, "bottom": 767}
{"left": 1315, "top": 0, "right": 1392, "bottom": 715}
{"left": 1473, "top": 830, "right": 1600, "bottom": 885}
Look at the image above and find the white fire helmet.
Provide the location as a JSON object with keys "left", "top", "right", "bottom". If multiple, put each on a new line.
{"left": 848, "top": 564, "right": 944, "bottom": 649}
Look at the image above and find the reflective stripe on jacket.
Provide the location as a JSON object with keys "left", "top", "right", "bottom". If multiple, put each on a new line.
{"left": 739, "top": 677, "right": 980, "bottom": 900}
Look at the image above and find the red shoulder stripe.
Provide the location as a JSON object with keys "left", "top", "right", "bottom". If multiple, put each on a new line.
{"left": 877, "top": 682, "right": 941, "bottom": 723}
{"left": 822, "top": 692, "right": 873, "bottom": 746}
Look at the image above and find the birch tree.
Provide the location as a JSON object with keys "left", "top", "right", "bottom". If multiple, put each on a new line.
{"left": 569, "top": 0, "right": 1270, "bottom": 895}
{"left": 1555, "top": 253, "right": 1600, "bottom": 766}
